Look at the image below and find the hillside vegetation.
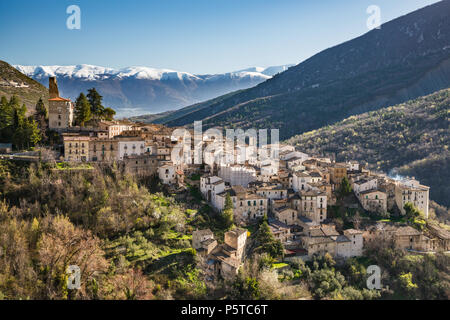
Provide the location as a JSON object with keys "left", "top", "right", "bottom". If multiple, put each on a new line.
{"left": 157, "top": 1, "right": 450, "bottom": 140}
{"left": 286, "top": 89, "right": 450, "bottom": 208}
{"left": 0, "top": 61, "right": 48, "bottom": 115}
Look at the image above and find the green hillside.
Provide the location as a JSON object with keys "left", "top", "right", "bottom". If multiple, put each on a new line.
{"left": 286, "top": 89, "right": 450, "bottom": 208}
{"left": 159, "top": 1, "right": 450, "bottom": 141}
{"left": 0, "top": 60, "right": 48, "bottom": 115}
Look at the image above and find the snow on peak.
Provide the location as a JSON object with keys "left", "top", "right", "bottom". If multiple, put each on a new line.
{"left": 14, "top": 63, "right": 294, "bottom": 82}
{"left": 235, "top": 64, "right": 294, "bottom": 77}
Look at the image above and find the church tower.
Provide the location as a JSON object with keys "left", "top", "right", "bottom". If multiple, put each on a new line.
{"left": 48, "top": 77, "right": 74, "bottom": 130}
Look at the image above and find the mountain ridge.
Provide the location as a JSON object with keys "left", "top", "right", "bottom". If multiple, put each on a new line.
{"left": 15, "top": 64, "right": 294, "bottom": 117}
{"left": 157, "top": 1, "right": 450, "bottom": 140}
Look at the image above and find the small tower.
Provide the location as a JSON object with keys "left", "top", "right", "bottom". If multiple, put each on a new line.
{"left": 48, "top": 77, "right": 74, "bottom": 130}
{"left": 49, "top": 77, "right": 60, "bottom": 99}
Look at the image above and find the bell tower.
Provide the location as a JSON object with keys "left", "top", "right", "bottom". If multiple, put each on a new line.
{"left": 49, "top": 77, "right": 60, "bottom": 99}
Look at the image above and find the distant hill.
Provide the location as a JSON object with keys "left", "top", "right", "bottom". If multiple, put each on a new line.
{"left": 286, "top": 88, "right": 450, "bottom": 209}
{"left": 0, "top": 60, "right": 48, "bottom": 115}
{"left": 15, "top": 64, "right": 293, "bottom": 118}
{"left": 159, "top": 1, "right": 450, "bottom": 140}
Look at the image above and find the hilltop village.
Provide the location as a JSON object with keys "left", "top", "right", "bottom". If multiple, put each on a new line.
{"left": 5, "top": 77, "right": 448, "bottom": 281}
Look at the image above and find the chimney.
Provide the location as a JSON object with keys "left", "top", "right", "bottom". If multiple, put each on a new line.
{"left": 49, "top": 77, "right": 59, "bottom": 99}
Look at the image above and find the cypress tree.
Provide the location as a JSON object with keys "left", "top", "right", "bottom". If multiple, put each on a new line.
{"left": 75, "top": 93, "right": 92, "bottom": 126}
{"left": 87, "top": 88, "right": 104, "bottom": 116}
{"left": 222, "top": 193, "right": 235, "bottom": 230}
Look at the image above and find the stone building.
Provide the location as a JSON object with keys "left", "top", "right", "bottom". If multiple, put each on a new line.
{"left": 122, "top": 155, "right": 159, "bottom": 176}
{"left": 89, "top": 138, "right": 119, "bottom": 162}
{"left": 98, "top": 120, "right": 134, "bottom": 138}
{"left": 274, "top": 206, "right": 298, "bottom": 226}
{"left": 117, "top": 136, "right": 145, "bottom": 160}
{"left": 358, "top": 189, "right": 388, "bottom": 215}
{"left": 197, "top": 228, "right": 248, "bottom": 280}
{"left": 48, "top": 77, "right": 74, "bottom": 130}
{"left": 329, "top": 163, "right": 348, "bottom": 186}
{"left": 63, "top": 134, "right": 90, "bottom": 162}
{"left": 200, "top": 175, "right": 226, "bottom": 209}
{"left": 290, "top": 189, "right": 327, "bottom": 224}
{"left": 352, "top": 177, "right": 378, "bottom": 196}
{"left": 216, "top": 186, "right": 268, "bottom": 223}
{"left": 218, "top": 164, "right": 257, "bottom": 188}
{"left": 158, "top": 163, "right": 178, "bottom": 185}
{"left": 395, "top": 178, "right": 429, "bottom": 218}
{"left": 343, "top": 229, "right": 363, "bottom": 256}
{"left": 363, "top": 223, "right": 429, "bottom": 252}
{"left": 192, "top": 229, "right": 217, "bottom": 255}
{"left": 268, "top": 219, "right": 292, "bottom": 243}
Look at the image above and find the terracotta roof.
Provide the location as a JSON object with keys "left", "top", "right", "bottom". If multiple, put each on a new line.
{"left": 49, "top": 97, "right": 71, "bottom": 102}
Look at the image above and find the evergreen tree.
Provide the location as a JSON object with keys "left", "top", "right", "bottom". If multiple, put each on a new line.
{"left": 75, "top": 93, "right": 92, "bottom": 126}
{"left": 34, "top": 98, "right": 48, "bottom": 142}
{"left": 0, "top": 96, "right": 13, "bottom": 130}
{"left": 8, "top": 95, "right": 21, "bottom": 110}
{"left": 255, "top": 215, "right": 284, "bottom": 259}
{"left": 87, "top": 88, "right": 104, "bottom": 116}
{"left": 103, "top": 107, "right": 116, "bottom": 121}
{"left": 11, "top": 103, "right": 41, "bottom": 150}
{"left": 35, "top": 97, "right": 48, "bottom": 119}
{"left": 339, "top": 176, "right": 352, "bottom": 198}
{"left": 12, "top": 104, "right": 26, "bottom": 131}
{"left": 222, "top": 193, "right": 234, "bottom": 230}
{"left": 23, "top": 118, "right": 41, "bottom": 148}
{"left": 404, "top": 202, "right": 421, "bottom": 220}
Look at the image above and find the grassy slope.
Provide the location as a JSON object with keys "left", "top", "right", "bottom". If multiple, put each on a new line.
{"left": 0, "top": 60, "right": 48, "bottom": 114}
{"left": 286, "top": 88, "right": 450, "bottom": 207}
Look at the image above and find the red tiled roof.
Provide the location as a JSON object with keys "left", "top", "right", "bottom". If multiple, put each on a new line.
{"left": 48, "top": 97, "right": 71, "bottom": 102}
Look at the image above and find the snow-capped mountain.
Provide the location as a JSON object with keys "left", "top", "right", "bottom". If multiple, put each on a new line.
{"left": 15, "top": 64, "right": 293, "bottom": 116}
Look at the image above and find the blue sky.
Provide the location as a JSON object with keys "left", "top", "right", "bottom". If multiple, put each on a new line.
{"left": 0, "top": 0, "right": 441, "bottom": 74}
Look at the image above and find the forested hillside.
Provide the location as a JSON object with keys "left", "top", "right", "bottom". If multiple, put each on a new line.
{"left": 0, "top": 61, "right": 48, "bottom": 115}
{"left": 286, "top": 89, "right": 450, "bottom": 209}
{"left": 159, "top": 1, "right": 450, "bottom": 140}
{"left": 1, "top": 161, "right": 448, "bottom": 300}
